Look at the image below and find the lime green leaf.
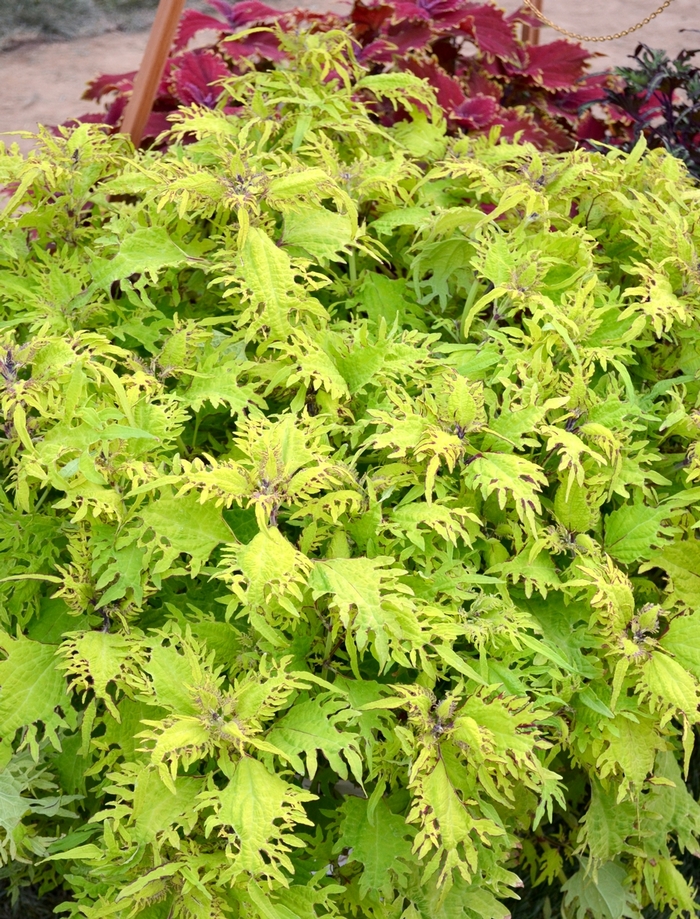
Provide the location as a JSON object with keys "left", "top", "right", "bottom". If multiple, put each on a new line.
{"left": 139, "top": 491, "right": 232, "bottom": 576}
{"left": 562, "top": 859, "right": 640, "bottom": 919}
{"left": 132, "top": 770, "right": 202, "bottom": 844}
{"left": 339, "top": 796, "right": 415, "bottom": 895}
{"left": 0, "top": 637, "right": 69, "bottom": 738}
{"left": 604, "top": 504, "right": 670, "bottom": 564}
{"left": 200, "top": 756, "right": 315, "bottom": 879}
{"left": 653, "top": 541, "right": 700, "bottom": 607}
{"left": 91, "top": 228, "right": 193, "bottom": 289}
{"left": 266, "top": 696, "right": 362, "bottom": 783}
{"left": 283, "top": 208, "right": 353, "bottom": 262}
{"left": 660, "top": 611, "right": 700, "bottom": 679}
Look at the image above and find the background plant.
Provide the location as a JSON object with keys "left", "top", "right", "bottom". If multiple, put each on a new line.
{"left": 600, "top": 43, "right": 700, "bottom": 181}
{"left": 2, "top": 29, "right": 700, "bottom": 919}
{"left": 78, "top": 0, "right": 621, "bottom": 150}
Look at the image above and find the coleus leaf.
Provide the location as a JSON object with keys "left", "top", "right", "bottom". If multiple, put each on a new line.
{"left": 199, "top": 756, "right": 315, "bottom": 880}
{"left": 173, "top": 9, "right": 234, "bottom": 51}
{"left": 172, "top": 50, "right": 232, "bottom": 108}
{"left": 516, "top": 40, "right": 594, "bottom": 91}
{"left": 604, "top": 504, "right": 671, "bottom": 564}
{"left": 0, "top": 636, "right": 71, "bottom": 746}
{"left": 459, "top": 3, "right": 520, "bottom": 63}
{"left": 337, "top": 796, "right": 415, "bottom": 895}
{"left": 266, "top": 695, "right": 363, "bottom": 783}
{"left": 652, "top": 541, "right": 700, "bottom": 608}
{"left": 206, "top": 0, "right": 283, "bottom": 27}
{"left": 405, "top": 57, "right": 467, "bottom": 113}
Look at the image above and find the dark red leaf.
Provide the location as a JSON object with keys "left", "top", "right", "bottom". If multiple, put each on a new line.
{"left": 222, "top": 30, "right": 286, "bottom": 61}
{"left": 505, "top": 6, "right": 540, "bottom": 28}
{"left": 458, "top": 66, "right": 502, "bottom": 100}
{"left": 418, "top": 0, "right": 472, "bottom": 31}
{"left": 277, "top": 8, "right": 341, "bottom": 31}
{"left": 207, "top": 0, "right": 282, "bottom": 27}
{"left": 576, "top": 110, "right": 608, "bottom": 142}
{"left": 460, "top": 4, "right": 520, "bottom": 62}
{"left": 431, "top": 36, "right": 459, "bottom": 73}
{"left": 518, "top": 40, "right": 591, "bottom": 90}
{"left": 172, "top": 50, "right": 231, "bottom": 107}
{"left": 452, "top": 93, "right": 499, "bottom": 127}
{"left": 405, "top": 56, "right": 466, "bottom": 112}
{"left": 142, "top": 110, "right": 177, "bottom": 141}
{"left": 66, "top": 93, "right": 129, "bottom": 131}
{"left": 385, "top": 20, "right": 433, "bottom": 53}
{"left": 351, "top": 1, "right": 393, "bottom": 40}
{"left": 173, "top": 10, "right": 233, "bottom": 51}
{"left": 417, "top": 0, "right": 465, "bottom": 16}
{"left": 357, "top": 38, "right": 398, "bottom": 63}
{"left": 83, "top": 71, "right": 136, "bottom": 102}
{"left": 528, "top": 113, "right": 575, "bottom": 148}
{"left": 391, "top": 1, "right": 430, "bottom": 21}
{"left": 560, "top": 72, "right": 612, "bottom": 108}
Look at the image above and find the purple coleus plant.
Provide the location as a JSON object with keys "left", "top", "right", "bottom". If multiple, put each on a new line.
{"left": 75, "top": 0, "right": 629, "bottom": 150}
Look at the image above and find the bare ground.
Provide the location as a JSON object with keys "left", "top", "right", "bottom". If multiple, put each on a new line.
{"left": 0, "top": 0, "right": 698, "bottom": 152}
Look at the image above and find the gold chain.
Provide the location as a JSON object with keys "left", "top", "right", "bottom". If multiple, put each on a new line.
{"left": 520, "top": 0, "right": 676, "bottom": 42}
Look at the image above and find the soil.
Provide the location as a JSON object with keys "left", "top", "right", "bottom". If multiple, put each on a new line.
{"left": 0, "top": 0, "right": 698, "bottom": 154}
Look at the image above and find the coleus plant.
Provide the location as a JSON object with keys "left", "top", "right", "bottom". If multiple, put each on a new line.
{"left": 77, "top": 0, "right": 620, "bottom": 149}
{"left": 2, "top": 27, "right": 700, "bottom": 919}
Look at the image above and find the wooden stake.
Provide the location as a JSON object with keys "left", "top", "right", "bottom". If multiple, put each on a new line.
{"left": 521, "top": 0, "right": 543, "bottom": 46}
{"left": 120, "top": 0, "right": 186, "bottom": 146}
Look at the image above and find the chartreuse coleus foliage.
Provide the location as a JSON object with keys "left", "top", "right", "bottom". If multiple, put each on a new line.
{"left": 1, "top": 27, "right": 700, "bottom": 919}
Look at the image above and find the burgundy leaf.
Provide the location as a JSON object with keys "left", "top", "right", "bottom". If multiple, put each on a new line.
{"left": 528, "top": 113, "right": 575, "bottom": 148}
{"left": 505, "top": 6, "right": 540, "bottom": 28}
{"left": 576, "top": 110, "right": 609, "bottom": 142}
{"left": 431, "top": 36, "right": 459, "bottom": 74}
{"left": 65, "top": 93, "right": 129, "bottom": 131}
{"left": 223, "top": 29, "right": 286, "bottom": 61}
{"left": 277, "top": 8, "right": 342, "bottom": 31}
{"left": 417, "top": 0, "right": 465, "bottom": 15}
{"left": 351, "top": 0, "right": 393, "bottom": 40}
{"left": 83, "top": 71, "right": 136, "bottom": 102}
{"left": 141, "top": 110, "right": 177, "bottom": 142}
{"left": 474, "top": 108, "right": 550, "bottom": 145}
{"left": 173, "top": 10, "right": 233, "bottom": 51}
{"left": 518, "top": 40, "right": 591, "bottom": 90}
{"left": 460, "top": 4, "right": 520, "bottom": 62}
{"left": 419, "top": 0, "right": 472, "bottom": 31}
{"left": 357, "top": 38, "right": 398, "bottom": 63}
{"left": 207, "top": 0, "right": 282, "bottom": 27}
{"left": 453, "top": 93, "right": 499, "bottom": 127}
{"left": 561, "top": 72, "right": 612, "bottom": 108}
{"left": 405, "top": 57, "right": 466, "bottom": 112}
{"left": 385, "top": 20, "right": 433, "bottom": 53}
{"left": 172, "top": 50, "right": 231, "bottom": 107}
{"left": 391, "top": 1, "right": 430, "bottom": 20}
{"left": 459, "top": 66, "right": 502, "bottom": 100}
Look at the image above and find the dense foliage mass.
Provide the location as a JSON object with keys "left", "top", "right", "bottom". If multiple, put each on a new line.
{"left": 79, "top": 0, "right": 619, "bottom": 149}
{"left": 3, "top": 31, "right": 700, "bottom": 919}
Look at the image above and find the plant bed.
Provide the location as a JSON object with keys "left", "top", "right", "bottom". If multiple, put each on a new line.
{"left": 1, "top": 31, "right": 700, "bottom": 919}
{"left": 76, "top": 0, "right": 625, "bottom": 150}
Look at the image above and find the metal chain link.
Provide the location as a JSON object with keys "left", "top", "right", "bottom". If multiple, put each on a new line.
{"left": 521, "top": 0, "right": 676, "bottom": 42}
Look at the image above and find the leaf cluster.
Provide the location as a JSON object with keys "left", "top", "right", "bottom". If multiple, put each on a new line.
{"left": 2, "top": 32, "right": 700, "bottom": 919}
